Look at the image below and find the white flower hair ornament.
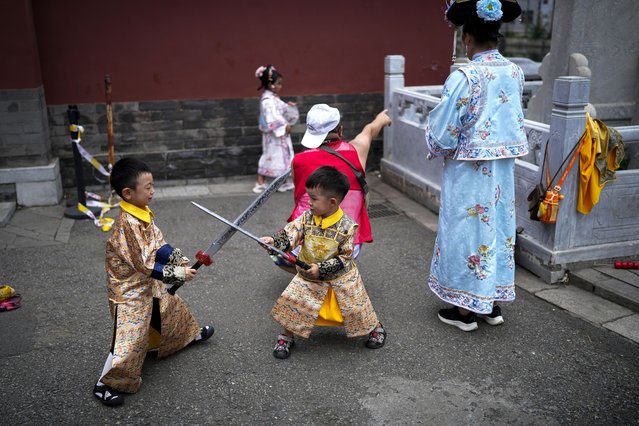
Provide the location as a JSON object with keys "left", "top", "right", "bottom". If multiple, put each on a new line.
{"left": 476, "top": 0, "right": 503, "bottom": 21}
{"left": 255, "top": 66, "right": 267, "bottom": 78}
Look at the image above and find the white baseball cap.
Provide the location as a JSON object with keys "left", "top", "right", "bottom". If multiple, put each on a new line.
{"left": 301, "top": 104, "right": 341, "bottom": 149}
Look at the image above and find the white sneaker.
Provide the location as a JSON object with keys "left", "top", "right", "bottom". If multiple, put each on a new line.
{"left": 277, "top": 182, "right": 295, "bottom": 192}
{"left": 252, "top": 183, "right": 267, "bottom": 193}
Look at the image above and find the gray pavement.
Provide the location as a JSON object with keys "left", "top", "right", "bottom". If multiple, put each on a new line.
{"left": 0, "top": 175, "right": 638, "bottom": 424}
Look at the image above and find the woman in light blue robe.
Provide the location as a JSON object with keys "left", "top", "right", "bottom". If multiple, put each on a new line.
{"left": 425, "top": 2, "right": 528, "bottom": 331}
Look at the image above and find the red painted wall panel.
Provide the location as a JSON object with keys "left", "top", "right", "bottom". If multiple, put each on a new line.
{"left": 0, "top": 0, "right": 42, "bottom": 89}
{"left": 29, "top": 0, "right": 453, "bottom": 104}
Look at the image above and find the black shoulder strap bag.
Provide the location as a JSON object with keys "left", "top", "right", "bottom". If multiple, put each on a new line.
{"left": 319, "top": 145, "right": 368, "bottom": 194}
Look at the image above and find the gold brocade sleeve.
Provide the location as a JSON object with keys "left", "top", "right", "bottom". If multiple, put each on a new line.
{"left": 117, "top": 215, "right": 165, "bottom": 276}
{"left": 281, "top": 213, "right": 306, "bottom": 250}
{"left": 335, "top": 222, "right": 357, "bottom": 267}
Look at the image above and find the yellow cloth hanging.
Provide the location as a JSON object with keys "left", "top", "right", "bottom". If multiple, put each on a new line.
{"left": 147, "top": 327, "right": 161, "bottom": 351}
{"left": 315, "top": 286, "right": 344, "bottom": 326}
{"left": 577, "top": 113, "right": 625, "bottom": 214}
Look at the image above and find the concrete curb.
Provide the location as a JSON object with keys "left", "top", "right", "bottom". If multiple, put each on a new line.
{"left": 0, "top": 201, "right": 16, "bottom": 227}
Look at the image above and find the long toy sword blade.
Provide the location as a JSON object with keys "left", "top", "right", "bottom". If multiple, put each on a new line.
{"left": 191, "top": 201, "right": 311, "bottom": 270}
{"left": 191, "top": 202, "right": 277, "bottom": 251}
{"left": 167, "top": 169, "right": 291, "bottom": 295}
{"left": 199, "top": 169, "right": 291, "bottom": 256}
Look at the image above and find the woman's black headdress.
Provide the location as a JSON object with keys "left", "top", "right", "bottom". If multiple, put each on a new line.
{"left": 446, "top": 0, "right": 521, "bottom": 26}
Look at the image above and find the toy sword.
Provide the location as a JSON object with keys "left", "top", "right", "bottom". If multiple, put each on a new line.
{"left": 191, "top": 201, "right": 312, "bottom": 270}
{"left": 168, "top": 170, "right": 291, "bottom": 295}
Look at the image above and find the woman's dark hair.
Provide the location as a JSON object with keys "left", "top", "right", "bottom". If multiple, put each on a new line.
{"left": 110, "top": 157, "right": 151, "bottom": 198}
{"left": 306, "top": 166, "right": 350, "bottom": 201}
{"left": 257, "top": 64, "right": 282, "bottom": 90}
{"left": 462, "top": 15, "right": 503, "bottom": 44}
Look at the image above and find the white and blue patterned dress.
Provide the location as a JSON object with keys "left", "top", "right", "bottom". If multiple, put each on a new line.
{"left": 425, "top": 50, "right": 529, "bottom": 314}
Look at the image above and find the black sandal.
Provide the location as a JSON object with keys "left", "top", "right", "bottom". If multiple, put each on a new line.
{"left": 93, "top": 384, "right": 124, "bottom": 407}
{"left": 273, "top": 334, "right": 295, "bottom": 359}
{"left": 366, "top": 324, "right": 387, "bottom": 349}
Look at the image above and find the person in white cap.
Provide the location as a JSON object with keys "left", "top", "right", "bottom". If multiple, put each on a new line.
{"left": 271, "top": 104, "right": 391, "bottom": 273}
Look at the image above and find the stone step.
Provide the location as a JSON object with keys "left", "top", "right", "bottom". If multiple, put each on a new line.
{"left": 593, "top": 266, "right": 639, "bottom": 289}
{"left": 0, "top": 202, "right": 16, "bottom": 227}
{"left": 569, "top": 267, "right": 639, "bottom": 312}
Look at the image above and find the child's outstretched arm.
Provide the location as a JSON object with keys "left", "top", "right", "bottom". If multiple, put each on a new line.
{"left": 262, "top": 214, "right": 305, "bottom": 254}
{"left": 349, "top": 110, "right": 392, "bottom": 171}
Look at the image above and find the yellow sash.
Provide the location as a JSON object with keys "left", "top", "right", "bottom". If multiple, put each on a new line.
{"left": 299, "top": 209, "right": 345, "bottom": 326}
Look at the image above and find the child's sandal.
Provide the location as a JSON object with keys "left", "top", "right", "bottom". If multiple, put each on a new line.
{"left": 93, "top": 384, "right": 124, "bottom": 407}
{"left": 273, "top": 334, "right": 295, "bottom": 359}
{"left": 0, "top": 295, "right": 21, "bottom": 312}
{"left": 366, "top": 324, "right": 387, "bottom": 349}
{"left": 200, "top": 325, "right": 215, "bottom": 341}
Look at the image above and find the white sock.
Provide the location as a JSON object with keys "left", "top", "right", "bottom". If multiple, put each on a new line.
{"left": 98, "top": 352, "right": 114, "bottom": 383}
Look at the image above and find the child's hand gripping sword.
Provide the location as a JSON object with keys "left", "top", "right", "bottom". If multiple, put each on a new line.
{"left": 168, "top": 170, "right": 291, "bottom": 295}
{"left": 191, "top": 202, "right": 312, "bottom": 271}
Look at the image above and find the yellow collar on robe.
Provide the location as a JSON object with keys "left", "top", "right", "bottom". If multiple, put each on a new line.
{"left": 120, "top": 200, "right": 154, "bottom": 224}
{"left": 313, "top": 208, "right": 343, "bottom": 229}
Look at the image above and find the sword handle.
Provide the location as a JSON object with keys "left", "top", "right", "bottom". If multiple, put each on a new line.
{"left": 167, "top": 251, "right": 212, "bottom": 295}
{"left": 282, "top": 252, "right": 312, "bottom": 270}
{"left": 166, "top": 262, "right": 200, "bottom": 295}
{"left": 295, "top": 259, "right": 312, "bottom": 270}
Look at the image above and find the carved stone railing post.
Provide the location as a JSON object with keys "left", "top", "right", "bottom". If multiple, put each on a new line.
{"left": 547, "top": 76, "right": 590, "bottom": 250}
{"left": 384, "top": 55, "right": 405, "bottom": 160}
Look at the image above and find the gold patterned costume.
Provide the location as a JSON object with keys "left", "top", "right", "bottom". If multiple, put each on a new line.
{"left": 100, "top": 201, "right": 201, "bottom": 393}
{"left": 271, "top": 208, "right": 379, "bottom": 338}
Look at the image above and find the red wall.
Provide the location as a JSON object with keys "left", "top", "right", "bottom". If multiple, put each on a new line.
{"left": 27, "top": 0, "right": 453, "bottom": 104}
{"left": 0, "top": 0, "right": 42, "bottom": 89}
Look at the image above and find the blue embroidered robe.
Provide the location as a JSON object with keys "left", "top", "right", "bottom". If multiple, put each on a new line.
{"left": 425, "top": 50, "right": 529, "bottom": 314}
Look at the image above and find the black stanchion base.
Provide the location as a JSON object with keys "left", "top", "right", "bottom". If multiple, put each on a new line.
{"left": 64, "top": 204, "right": 103, "bottom": 220}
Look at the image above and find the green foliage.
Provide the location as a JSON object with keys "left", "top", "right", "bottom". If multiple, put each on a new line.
{"left": 529, "top": 23, "right": 547, "bottom": 39}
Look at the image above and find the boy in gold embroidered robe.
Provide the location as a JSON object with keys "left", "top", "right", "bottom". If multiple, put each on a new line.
{"left": 261, "top": 166, "right": 386, "bottom": 359}
{"left": 93, "top": 158, "right": 214, "bottom": 407}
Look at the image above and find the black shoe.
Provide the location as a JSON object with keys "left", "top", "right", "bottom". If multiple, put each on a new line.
{"left": 366, "top": 323, "right": 387, "bottom": 349}
{"left": 200, "top": 325, "right": 215, "bottom": 341}
{"left": 93, "top": 384, "right": 124, "bottom": 407}
{"left": 437, "top": 307, "right": 478, "bottom": 332}
{"left": 477, "top": 305, "right": 504, "bottom": 326}
{"left": 273, "top": 334, "right": 295, "bottom": 359}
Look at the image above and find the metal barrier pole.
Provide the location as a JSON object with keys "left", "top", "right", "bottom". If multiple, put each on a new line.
{"left": 64, "top": 105, "right": 101, "bottom": 219}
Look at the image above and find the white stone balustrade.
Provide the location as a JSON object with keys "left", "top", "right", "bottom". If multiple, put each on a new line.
{"left": 382, "top": 55, "right": 639, "bottom": 283}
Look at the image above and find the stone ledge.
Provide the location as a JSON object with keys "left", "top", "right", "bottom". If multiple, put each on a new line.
{"left": 535, "top": 285, "right": 633, "bottom": 325}
{"left": 0, "top": 158, "right": 60, "bottom": 184}
{"left": 570, "top": 268, "right": 639, "bottom": 312}
{"left": 0, "top": 201, "right": 16, "bottom": 227}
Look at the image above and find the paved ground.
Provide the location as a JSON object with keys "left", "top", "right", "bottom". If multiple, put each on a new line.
{"left": 0, "top": 175, "right": 638, "bottom": 424}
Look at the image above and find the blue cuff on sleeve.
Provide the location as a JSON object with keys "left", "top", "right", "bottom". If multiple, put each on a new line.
{"left": 151, "top": 243, "right": 174, "bottom": 280}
